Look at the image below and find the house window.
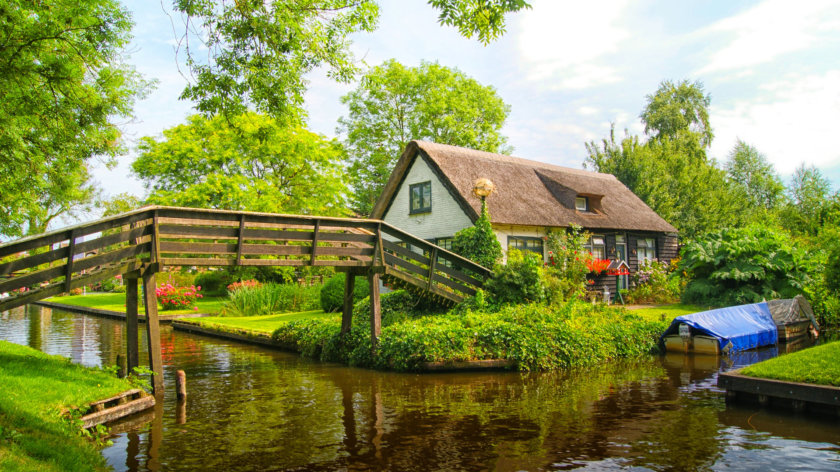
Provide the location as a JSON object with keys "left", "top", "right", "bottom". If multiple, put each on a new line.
{"left": 638, "top": 237, "right": 656, "bottom": 262}
{"left": 435, "top": 237, "right": 454, "bottom": 250}
{"left": 584, "top": 235, "right": 606, "bottom": 259}
{"left": 575, "top": 196, "right": 588, "bottom": 211}
{"left": 409, "top": 181, "right": 432, "bottom": 214}
{"left": 508, "top": 236, "right": 544, "bottom": 256}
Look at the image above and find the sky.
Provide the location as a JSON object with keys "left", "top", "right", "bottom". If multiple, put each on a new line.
{"left": 101, "top": 0, "right": 840, "bottom": 202}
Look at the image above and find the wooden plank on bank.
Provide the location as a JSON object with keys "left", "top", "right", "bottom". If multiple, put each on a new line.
{"left": 80, "top": 394, "right": 156, "bottom": 429}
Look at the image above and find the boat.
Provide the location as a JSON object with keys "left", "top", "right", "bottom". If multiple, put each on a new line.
{"left": 660, "top": 302, "right": 778, "bottom": 355}
{"left": 766, "top": 295, "right": 819, "bottom": 342}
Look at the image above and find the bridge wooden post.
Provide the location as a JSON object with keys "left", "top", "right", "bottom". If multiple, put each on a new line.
{"left": 369, "top": 271, "right": 381, "bottom": 348}
{"left": 341, "top": 271, "right": 355, "bottom": 335}
{"left": 142, "top": 269, "right": 164, "bottom": 395}
{"left": 125, "top": 276, "right": 140, "bottom": 372}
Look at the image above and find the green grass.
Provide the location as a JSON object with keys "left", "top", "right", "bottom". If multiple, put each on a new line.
{"left": 47, "top": 292, "right": 226, "bottom": 315}
{"left": 0, "top": 340, "right": 136, "bottom": 471}
{"left": 186, "top": 310, "right": 336, "bottom": 335}
{"left": 625, "top": 303, "right": 711, "bottom": 322}
{"left": 740, "top": 341, "right": 840, "bottom": 386}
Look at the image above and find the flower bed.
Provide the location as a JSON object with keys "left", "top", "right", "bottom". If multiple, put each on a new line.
{"left": 156, "top": 283, "right": 203, "bottom": 311}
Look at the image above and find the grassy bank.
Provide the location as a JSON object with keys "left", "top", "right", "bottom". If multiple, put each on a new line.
{"left": 0, "top": 340, "right": 136, "bottom": 471}
{"left": 185, "top": 310, "right": 334, "bottom": 335}
{"left": 740, "top": 341, "right": 840, "bottom": 386}
{"left": 626, "top": 304, "right": 710, "bottom": 322}
{"left": 47, "top": 292, "right": 226, "bottom": 315}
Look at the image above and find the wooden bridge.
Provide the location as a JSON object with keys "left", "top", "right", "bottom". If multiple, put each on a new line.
{"left": 0, "top": 206, "right": 491, "bottom": 394}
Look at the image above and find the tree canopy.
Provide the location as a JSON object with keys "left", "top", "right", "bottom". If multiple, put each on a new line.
{"left": 724, "top": 139, "right": 785, "bottom": 212}
{"left": 0, "top": 0, "right": 151, "bottom": 237}
{"left": 339, "top": 59, "right": 511, "bottom": 214}
{"left": 641, "top": 79, "right": 713, "bottom": 148}
{"left": 172, "top": 0, "right": 528, "bottom": 121}
{"left": 132, "top": 113, "right": 349, "bottom": 216}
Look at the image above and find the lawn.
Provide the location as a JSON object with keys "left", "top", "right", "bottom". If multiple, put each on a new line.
{"left": 739, "top": 341, "right": 840, "bottom": 387}
{"left": 185, "top": 310, "right": 336, "bottom": 335}
{"left": 46, "top": 292, "right": 226, "bottom": 315}
{"left": 625, "top": 303, "right": 711, "bottom": 322}
{"left": 0, "top": 340, "right": 136, "bottom": 471}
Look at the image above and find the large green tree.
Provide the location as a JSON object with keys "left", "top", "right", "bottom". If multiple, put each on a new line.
{"left": 172, "top": 0, "right": 529, "bottom": 120}
{"left": 132, "top": 113, "right": 349, "bottom": 216}
{"left": 641, "top": 79, "right": 713, "bottom": 148}
{"left": 724, "top": 140, "right": 785, "bottom": 210}
{"left": 779, "top": 164, "right": 835, "bottom": 237}
{"left": 339, "top": 60, "right": 511, "bottom": 214}
{"left": 0, "top": 0, "right": 150, "bottom": 237}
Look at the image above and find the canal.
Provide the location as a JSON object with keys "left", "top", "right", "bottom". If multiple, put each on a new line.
{"left": 2, "top": 305, "right": 838, "bottom": 471}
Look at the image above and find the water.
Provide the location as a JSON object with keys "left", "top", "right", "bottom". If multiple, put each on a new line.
{"left": 2, "top": 305, "right": 838, "bottom": 471}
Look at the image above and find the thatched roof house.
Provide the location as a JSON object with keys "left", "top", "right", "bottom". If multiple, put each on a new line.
{"left": 371, "top": 141, "right": 679, "bottom": 296}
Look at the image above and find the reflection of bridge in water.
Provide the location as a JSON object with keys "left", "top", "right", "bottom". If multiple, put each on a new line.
{"left": 0, "top": 206, "right": 491, "bottom": 393}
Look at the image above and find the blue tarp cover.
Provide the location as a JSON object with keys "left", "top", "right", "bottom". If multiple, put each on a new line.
{"left": 660, "top": 302, "right": 778, "bottom": 353}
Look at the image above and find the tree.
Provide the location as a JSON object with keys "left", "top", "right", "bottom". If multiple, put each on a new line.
{"left": 641, "top": 80, "right": 713, "bottom": 148}
{"left": 779, "top": 164, "right": 834, "bottom": 236}
{"left": 132, "top": 113, "right": 349, "bottom": 216}
{"left": 0, "top": 0, "right": 151, "bottom": 237}
{"left": 99, "top": 193, "right": 144, "bottom": 217}
{"left": 172, "top": 0, "right": 528, "bottom": 120}
{"left": 724, "top": 140, "right": 785, "bottom": 211}
{"left": 585, "top": 125, "right": 741, "bottom": 239}
{"left": 339, "top": 60, "right": 511, "bottom": 214}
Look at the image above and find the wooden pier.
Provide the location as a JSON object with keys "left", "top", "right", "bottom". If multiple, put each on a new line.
{"left": 718, "top": 371, "right": 840, "bottom": 417}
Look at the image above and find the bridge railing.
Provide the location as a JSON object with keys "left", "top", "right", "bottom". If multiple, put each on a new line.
{"left": 0, "top": 207, "right": 492, "bottom": 312}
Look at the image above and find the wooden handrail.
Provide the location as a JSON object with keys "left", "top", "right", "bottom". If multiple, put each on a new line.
{"left": 0, "top": 206, "right": 492, "bottom": 312}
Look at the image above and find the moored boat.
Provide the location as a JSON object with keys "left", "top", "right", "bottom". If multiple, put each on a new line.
{"left": 660, "top": 302, "right": 778, "bottom": 355}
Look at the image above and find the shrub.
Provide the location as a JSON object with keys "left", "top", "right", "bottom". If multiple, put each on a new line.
{"left": 112, "top": 285, "right": 127, "bottom": 293}
{"left": 680, "top": 225, "right": 809, "bottom": 306}
{"left": 484, "top": 249, "right": 548, "bottom": 305}
{"left": 221, "top": 283, "right": 321, "bottom": 316}
{"left": 69, "top": 287, "right": 83, "bottom": 296}
{"left": 156, "top": 283, "right": 203, "bottom": 310}
{"left": 624, "top": 260, "right": 682, "bottom": 304}
{"left": 320, "top": 273, "right": 369, "bottom": 312}
{"left": 452, "top": 199, "right": 503, "bottom": 269}
{"left": 194, "top": 271, "right": 235, "bottom": 297}
{"left": 544, "top": 224, "right": 591, "bottom": 301}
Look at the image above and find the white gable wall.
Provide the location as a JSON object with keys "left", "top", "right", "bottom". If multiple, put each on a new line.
{"left": 382, "top": 155, "right": 474, "bottom": 241}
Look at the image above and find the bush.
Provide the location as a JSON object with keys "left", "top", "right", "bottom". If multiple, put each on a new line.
{"left": 680, "top": 225, "right": 809, "bottom": 306}
{"left": 484, "top": 249, "right": 548, "bottom": 305}
{"left": 112, "top": 285, "right": 127, "bottom": 293}
{"left": 272, "top": 299, "right": 667, "bottom": 371}
{"left": 452, "top": 199, "right": 503, "bottom": 268}
{"left": 194, "top": 271, "right": 235, "bottom": 297}
{"left": 221, "top": 283, "right": 321, "bottom": 316}
{"left": 155, "top": 283, "right": 203, "bottom": 310}
{"left": 320, "top": 273, "right": 369, "bottom": 312}
{"left": 624, "top": 259, "right": 682, "bottom": 304}
{"left": 227, "top": 279, "right": 262, "bottom": 292}
{"left": 544, "top": 224, "right": 592, "bottom": 302}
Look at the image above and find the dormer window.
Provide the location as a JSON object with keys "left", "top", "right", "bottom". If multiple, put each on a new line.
{"left": 575, "top": 196, "right": 588, "bottom": 211}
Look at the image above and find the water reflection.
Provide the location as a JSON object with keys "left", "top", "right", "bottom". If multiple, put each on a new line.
{"left": 0, "top": 306, "right": 837, "bottom": 471}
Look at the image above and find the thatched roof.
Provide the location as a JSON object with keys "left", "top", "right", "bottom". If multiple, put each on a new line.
{"left": 371, "top": 141, "right": 678, "bottom": 233}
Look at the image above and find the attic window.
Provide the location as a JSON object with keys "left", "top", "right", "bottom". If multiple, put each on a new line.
{"left": 575, "top": 196, "right": 588, "bottom": 211}
{"left": 409, "top": 181, "right": 432, "bottom": 214}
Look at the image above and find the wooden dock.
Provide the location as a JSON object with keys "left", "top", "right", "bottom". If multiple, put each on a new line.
{"left": 75, "top": 389, "right": 156, "bottom": 429}
{"left": 718, "top": 371, "right": 840, "bottom": 417}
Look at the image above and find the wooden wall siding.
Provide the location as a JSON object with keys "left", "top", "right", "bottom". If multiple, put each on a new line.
{"left": 0, "top": 207, "right": 493, "bottom": 313}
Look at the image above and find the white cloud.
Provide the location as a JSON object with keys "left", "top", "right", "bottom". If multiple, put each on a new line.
{"left": 577, "top": 106, "right": 599, "bottom": 116}
{"left": 696, "top": 0, "right": 840, "bottom": 75}
{"left": 710, "top": 70, "right": 840, "bottom": 175}
{"left": 517, "top": 0, "right": 630, "bottom": 87}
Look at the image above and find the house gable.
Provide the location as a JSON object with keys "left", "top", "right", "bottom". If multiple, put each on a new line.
{"left": 381, "top": 151, "right": 474, "bottom": 242}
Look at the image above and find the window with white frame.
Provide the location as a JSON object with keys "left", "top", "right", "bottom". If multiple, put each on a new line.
{"left": 584, "top": 235, "right": 606, "bottom": 259}
{"left": 508, "top": 236, "right": 544, "bottom": 256}
{"left": 637, "top": 237, "right": 656, "bottom": 262}
{"left": 575, "top": 196, "right": 588, "bottom": 211}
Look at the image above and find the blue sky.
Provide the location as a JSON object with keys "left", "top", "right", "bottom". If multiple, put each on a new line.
{"left": 104, "top": 0, "right": 840, "bottom": 201}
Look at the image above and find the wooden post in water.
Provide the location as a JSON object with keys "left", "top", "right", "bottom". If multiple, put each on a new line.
{"left": 369, "top": 272, "right": 381, "bottom": 349}
{"left": 341, "top": 271, "right": 355, "bottom": 335}
{"left": 125, "top": 276, "right": 140, "bottom": 372}
{"left": 142, "top": 270, "right": 164, "bottom": 395}
{"left": 116, "top": 354, "right": 127, "bottom": 378}
{"left": 176, "top": 370, "right": 187, "bottom": 401}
